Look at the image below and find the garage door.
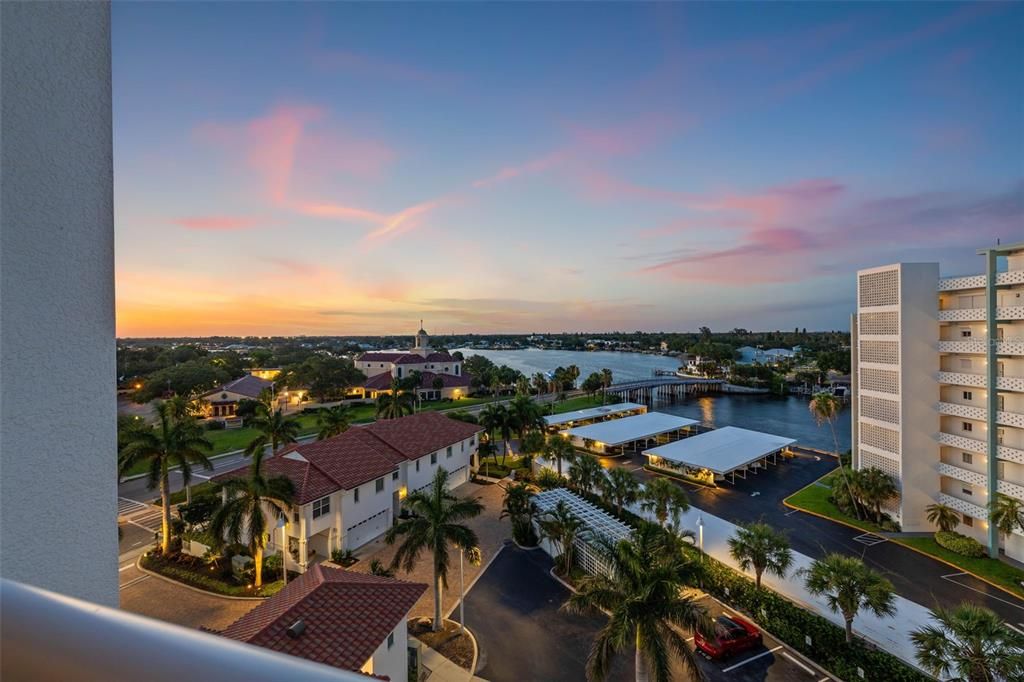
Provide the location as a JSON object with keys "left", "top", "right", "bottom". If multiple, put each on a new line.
{"left": 447, "top": 465, "right": 468, "bottom": 487}
{"left": 345, "top": 509, "right": 389, "bottom": 550}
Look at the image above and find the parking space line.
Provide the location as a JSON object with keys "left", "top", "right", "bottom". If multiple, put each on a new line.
{"left": 118, "top": 564, "right": 135, "bottom": 572}
{"left": 782, "top": 650, "right": 816, "bottom": 676}
{"left": 721, "top": 645, "right": 783, "bottom": 673}
{"left": 785, "top": 508, "right": 801, "bottom": 516}
{"left": 119, "top": 575, "right": 149, "bottom": 590}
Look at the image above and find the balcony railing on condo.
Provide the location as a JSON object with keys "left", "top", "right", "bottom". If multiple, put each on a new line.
{"left": 938, "top": 270, "right": 1024, "bottom": 291}
{"left": 0, "top": 579, "right": 364, "bottom": 682}
{"left": 938, "top": 306, "right": 1024, "bottom": 323}
{"left": 936, "top": 371, "right": 1024, "bottom": 392}
{"left": 937, "top": 340, "right": 1024, "bottom": 356}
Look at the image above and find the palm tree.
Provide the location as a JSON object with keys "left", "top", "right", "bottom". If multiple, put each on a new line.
{"left": 518, "top": 430, "right": 546, "bottom": 471}
{"left": 532, "top": 372, "right": 548, "bottom": 396}
{"left": 209, "top": 450, "right": 295, "bottom": 588}
{"left": 315, "top": 404, "right": 352, "bottom": 440}
{"left": 569, "top": 456, "right": 607, "bottom": 495}
{"left": 809, "top": 392, "right": 861, "bottom": 520}
{"left": 565, "top": 522, "right": 711, "bottom": 682}
{"left": 853, "top": 467, "right": 897, "bottom": 524}
{"left": 602, "top": 467, "right": 640, "bottom": 518}
{"left": 386, "top": 467, "right": 484, "bottom": 631}
{"left": 509, "top": 394, "right": 544, "bottom": 440}
{"left": 639, "top": 477, "right": 690, "bottom": 529}
{"left": 925, "top": 502, "right": 961, "bottom": 533}
{"left": 545, "top": 435, "right": 576, "bottom": 477}
{"left": 600, "top": 368, "right": 613, "bottom": 404}
{"left": 989, "top": 494, "right": 1024, "bottom": 538}
{"left": 500, "top": 481, "right": 538, "bottom": 546}
{"left": 801, "top": 553, "right": 896, "bottom": 643}
{"left": 118, "top": 401, "right": 213, "bottom": 554}
{"left": 727, "top": 522, "right": 793, "bottom": 590}
{"left": 376, "top": 378, "right": 416, "bottom": 419}
{"left": 537, "top": 500, "right": 585, "bottom": 576}
{"left": 245, "top": 405, "right": 300, "bottom": 457}
{"left": 479, "top": 403, "right": 505, "bottom": 453}
{"left": 911, "top": 603, "right": 1024, "bottom": 682}
{"left": 369, "top": 559, "right": 396, "bottom": 578}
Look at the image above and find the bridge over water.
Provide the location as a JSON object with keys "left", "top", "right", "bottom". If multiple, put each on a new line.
{"left": 606, "top": 374, "right": 724, "bottom": 403}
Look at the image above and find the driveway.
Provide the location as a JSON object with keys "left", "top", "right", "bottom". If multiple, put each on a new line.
{"left": 457, "top": 545, "right": 832, "bottom": 682}
{"left": 618, "top": 452, "right": 1024, "bottom": 623}
{"left": 119, "top": 561, "right": 256, "bottom": 631}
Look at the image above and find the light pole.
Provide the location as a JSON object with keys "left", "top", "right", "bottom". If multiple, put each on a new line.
{"left": 459, "top": 546, "right": 465, "bottom": 634}
{"left": 277, "top": 517, "right": 288, "bottom": 586}
{"left": 697, "top": 514, "right": 704, "bottom": 556}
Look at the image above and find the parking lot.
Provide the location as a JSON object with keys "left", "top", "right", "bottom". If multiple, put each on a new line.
{"left": 456, "top": 545, "right": 833, "bottom": 681}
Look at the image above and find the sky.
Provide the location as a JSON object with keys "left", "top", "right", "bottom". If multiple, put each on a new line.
{"left": 112, "top": 2, "right": 1024, "bottom": 338}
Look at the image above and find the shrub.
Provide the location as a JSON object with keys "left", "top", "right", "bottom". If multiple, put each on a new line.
{"left": 263, "top": 553, "right": 283, "bottom": 573}
{"left": 178, "top": 493, "right": 220, "bottom": 528}
{"left": 331, "top": 548, "right": 358, "bottom": 566}
{"left": 204, "top": 419, "right": 226, "bottom": 431}
{"left": 535, "top": 467, "right": 564, "bottom": 490}
{"left": 935, "top": 530, "right": 986, "bottom": 558}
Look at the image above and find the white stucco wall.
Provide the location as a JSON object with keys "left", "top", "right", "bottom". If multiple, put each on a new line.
{"left": 341, "top": 476, "right": 394, "bottom": 549}
{"left": 361, "top": 622, "right": 409, "bottom": 682}
{"left": 0, "top": 1, "right": 118, "bottom": 606}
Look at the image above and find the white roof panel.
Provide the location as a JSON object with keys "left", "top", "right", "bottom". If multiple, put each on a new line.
{"left": 543, "top": 402, "right": 646, "bottom": 428}
{"left": 643, "top": 426, "right": 795, "bottom": 474}
{"left": 565, "top": 412, "right": 698, "bottom": 446}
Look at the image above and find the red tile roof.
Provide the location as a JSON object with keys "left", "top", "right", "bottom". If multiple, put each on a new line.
{"left": 365, "top": 411, "right": 482, "bottom": 461}
{"left": 363, "top": 370, "right": 470, "bottom": 391}
{"left": 359, "top": 351, "right": 457, "bottom": 366}
{"left": 219, "top": 564, "right": 425, "bottom": 675}
{"left": 213, "top": 412, "right": 480, "bottom": 501}
{"left": 357, "top": 352, "right": 406, "bottom": 363}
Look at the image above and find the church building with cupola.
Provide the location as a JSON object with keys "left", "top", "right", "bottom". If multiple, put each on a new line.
{"left": 355, "top": 324, "right": 471, "bottom": 400}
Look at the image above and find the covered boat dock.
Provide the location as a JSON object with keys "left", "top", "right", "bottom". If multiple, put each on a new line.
{"left": 642, "top": 426, "right": 795, "bottom": 485}
{"left": 543, "top": 402, "right": 646, "bottom": 431}
{"left": 564, "top": 412, "right": 699, "bottom": 456}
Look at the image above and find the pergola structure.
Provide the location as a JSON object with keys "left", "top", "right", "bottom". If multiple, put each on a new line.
{"left": 543, "top": 401, "right": 646, "bottom": 432}
{"left": 533, "top": 488, "right": 633, "bottom": 576}
{"left": 643, "top": 426, "right": 795, "bottom": 484}
{"left": 564, "top": 412, "right": 699, "bottom": 456}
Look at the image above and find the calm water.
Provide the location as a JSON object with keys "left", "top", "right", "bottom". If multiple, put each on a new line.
{"left": 454, "top": 348, "right": 851, "bottom": 451}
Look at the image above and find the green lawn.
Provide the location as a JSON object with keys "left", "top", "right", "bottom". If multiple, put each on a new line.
{"left": 786, "top": 471, "right": 1024, "bottom": 598}
{"left": 895, "top": 536, "right": 1024, "bottom": 599}
{"left": 549, "top": 395, "right": 605, "bottom": 414}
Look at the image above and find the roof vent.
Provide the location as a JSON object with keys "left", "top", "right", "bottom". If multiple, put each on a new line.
{"left": 286, "top": 619, "right": 306, "bottom": 639}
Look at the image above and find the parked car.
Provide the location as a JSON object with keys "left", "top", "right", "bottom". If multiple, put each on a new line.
{"left": 695, "top": 615, "right": 762, "bottom": 660}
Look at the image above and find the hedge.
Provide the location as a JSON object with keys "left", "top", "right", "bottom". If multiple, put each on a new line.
{"left": 935, "top": 530, "right": 986, "bottom": 558}
{"left": 572, "top": 491, "right": 930, "bottom": 682}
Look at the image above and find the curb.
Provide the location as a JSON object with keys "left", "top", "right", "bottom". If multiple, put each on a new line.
{"left": 444, "top": 543, "right": 506, "bottom": 620}
{"left": 135, "top": 554, "right": 269, "bottom": 601}
{"left": 465, "top": 624, "right": 480, "bottom": 676}
{"left": 783, "top": 487, "right": 1024, "bottom": 603}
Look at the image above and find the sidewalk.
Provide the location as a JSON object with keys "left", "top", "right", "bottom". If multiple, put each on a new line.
{"left": 413, "top": 637, "right": 488, "bottom": 682}
{"left": 624, "top": 498, "right": 934, "bottom": 674}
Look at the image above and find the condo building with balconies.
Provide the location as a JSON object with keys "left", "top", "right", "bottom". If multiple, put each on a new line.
{"left": 852, "top": 242, "right": 1024, "bottom": 562}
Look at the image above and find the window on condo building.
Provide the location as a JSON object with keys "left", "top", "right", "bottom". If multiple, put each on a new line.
{"left": 963, "top": 514, "right": 973, "bottom": 527}
{"left": 446, "top": 446, "right": 452, "bottom": 459}
{"left": 416, "top": 460, "right": 420, "bottom": 472}
{"left": 354, "top": 487, "right": 360, "bottom": 503}
{"left": 387, "top": 632, "right": 395, "bottom": 649}
{"left": 998, "top": 462, "right": 1006, "bottom": 479}
{"left": 999, "top": 395, "right": 1005, "bottom": 411}
{"left": 998, "top": 428, "right": 1005, "bottom": 445}
{"left": 312, "top": 496, "right": 330, "bottom": 519}
{"left": 962, "top": 452, "right": 973, "bottom": 465}
{"left": 959, "top": 358, "right": 972, "bottom": 370}
{"left": 375, "top": 478, "right": 384, "bottom": 493}
{"left": 963, "top": 391, "right": 972, "bottom": 401}
{"left": 392, "top": 471, "right": 399, "bottom": 481}
{"left": 431, "top": 452, "right": 437, "bottom": 465}
{"left": 962, "top": 487, "right": 972, "bottom": 496}
{"left": 961, "top": 328, "right": 972, "bottom": 338}
{"left": 963, "top": 422, "right": 973, "bottom": 432}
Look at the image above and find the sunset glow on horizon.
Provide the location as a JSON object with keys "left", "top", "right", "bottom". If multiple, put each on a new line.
{"left": 113, "top": 2, "right": 1023, "bottom": 337}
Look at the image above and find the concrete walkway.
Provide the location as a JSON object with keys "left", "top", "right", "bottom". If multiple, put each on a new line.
{"left": 624, "top": 497, "right": 933, "bottom": 674}
{"left": 413, "top": 637, "right": 488, "bottom": 682}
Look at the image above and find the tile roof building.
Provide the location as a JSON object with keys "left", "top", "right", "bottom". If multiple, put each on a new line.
{"left": 355, "top": 324, "right": 470, "bottom": 400}
{"left": 219, "top": 564, "right": 426, "bottom": 681}
{"left": 200, "top": 374, "right": 275, "bottom": 419}
{"left": 212, "top": 412, "right": 483, "bottom": 575}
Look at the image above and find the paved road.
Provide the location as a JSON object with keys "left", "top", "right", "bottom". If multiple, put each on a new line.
{"left": 603, "top": 451, "right": 1024, "bottom": 625}
{"left": 457, "top": 545, "right": 832, "bottom": 682}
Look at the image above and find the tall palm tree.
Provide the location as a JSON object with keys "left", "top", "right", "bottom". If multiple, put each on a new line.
{"left": 118, "top": 401, "right": 213, "bottom": 553}
{"left": 569, "top": 456, "right": 608, "bottom": 495}
{"left": 926, "top": 502, "right": 961, "bottom": 533}
{"left": 600, "top": 368, "right": 613, "bottom": 404}
{"left": 532, "top": 372, "right": 548, "bottom": 396}
{"left": 602, "top": 467, "right": 640, "bottom": 518}
{"left": 727, "top": 522, "right": 793, "bottom": 590}
{"left": 245, "top": 405, "right": 300, "bottom": 457}
{"left": 911, "top": 603, "right": 1024, "bottom": 682}
{"left": 518, "top": 430, "right": 546, "bottom": 471}
{"left": 809, "top": 392, "right": 861, "bottom": 520}
{"left": 566, "top": 364, "right": 581, "bottom": 389}
{"left": 565, "top": 523, "right": 711, "bottom": 682}
{"left": 210, "top": 450, "right": 295, "bottom": 588}
{"left": 315, "top": 404, "right": 352, "bottom": 440}
{"left": 545, "top": 435, "right": 576, "bottom": 477}
{"left": 989, "top": 494, "right": 1024, "bottom": 537}
{"left": 376, "top": 378, "right": 416, "bottom": 419}
{"left": 537, "top": 500, "right": 585, "bottom": 576}
{"left": 853, "top": 467, "right": 897, "bottom": 524}
{"left": 509, "top": 394, "right": 544, "bottom": 440}
{"left": 500, "top": 481, "right": 537, "bottom": 546}
{"left": 479, "top": 403, "right": 505, "bottom": 449}
{"left": 639, "top": 477, "right": 690, "bottom": 529}
{"left": 386, "top": 467, "right": 484, "bottom": 631}
{"left": 801, "top": 553, "right": 896, "bottom": 643}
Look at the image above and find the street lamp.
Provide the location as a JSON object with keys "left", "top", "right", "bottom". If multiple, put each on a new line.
{"left": 457, "top": 546, "right": 481, "bottom": 635}
{"left": 697, "top": 514, "right": 704, "bottom": 556}
{"left": 276, "top": 517, "right": 288, "bottom": 586}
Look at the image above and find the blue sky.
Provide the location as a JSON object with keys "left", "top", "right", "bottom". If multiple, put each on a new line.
{"left": 112, "top": 2, "right": 1023, "bottom": 336}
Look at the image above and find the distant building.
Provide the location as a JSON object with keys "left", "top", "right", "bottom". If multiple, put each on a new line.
{"left": 218, "top": 564, "right": 425, "bottom": 682}
{"left": 735, "top": 346, "right": 795, "bottom": 365}
{"left": 852, "top": 242, "right": 1024, "bottom": 562}
{"left": 200, "top": 375, "right": 274, "bottom": 419}
{"left": 354, "top": 324, "right": 470, "bottom": 400}
{"left": 247, "top": 367, "right": 282, "bottom": 381}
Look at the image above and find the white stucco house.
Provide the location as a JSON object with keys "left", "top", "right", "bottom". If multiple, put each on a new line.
{"left": 213, "top": 411, "right": 483, "bottom": 573}
{"left": 219, "top": 563, "right": 426, "bottom": 682}
{"left": 355, "top": 325, "right": 471, "bottom": 400}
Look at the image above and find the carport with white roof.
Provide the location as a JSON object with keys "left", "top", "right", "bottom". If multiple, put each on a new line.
{"left": 543, "top": 401, "right": 646, "bottom": 431}
{"left": 643, "top": 426, "right": 796, "bottom": 484}
{"left": 564, "top": 412, "right": 699, "bottom": 455}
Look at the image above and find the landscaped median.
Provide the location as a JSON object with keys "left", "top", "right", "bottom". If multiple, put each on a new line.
{"left": 139, "top": 549, "right": 286, "bottom": 598}
{"left": 784, "top": 470, "right": 1024, "bottom": 599}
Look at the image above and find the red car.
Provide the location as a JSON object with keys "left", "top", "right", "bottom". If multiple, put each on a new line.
{"left": 695, "top": 615, "right": 763, "bottom": 660}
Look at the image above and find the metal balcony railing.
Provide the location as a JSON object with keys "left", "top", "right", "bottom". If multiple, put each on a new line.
{"left": 0, "top": 578, "right": 363, "bottom": 682}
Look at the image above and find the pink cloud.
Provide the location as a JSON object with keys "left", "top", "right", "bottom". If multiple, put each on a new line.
{"left": 565, "top": 113, "right": 694, "bottom": 157}
{"left": 471, "top": 151, "right": 568, "bottom": 189}
{"left": 173, "top": 216, "right": 262, "bottom": 231}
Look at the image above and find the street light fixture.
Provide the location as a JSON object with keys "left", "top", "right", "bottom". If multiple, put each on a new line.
{"left": 276, "top": 517, "right": 288, "bottom": 586}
